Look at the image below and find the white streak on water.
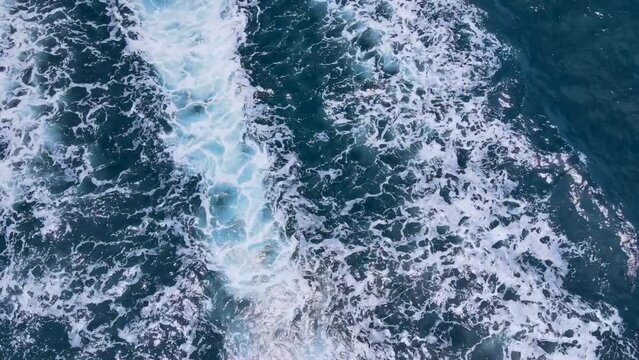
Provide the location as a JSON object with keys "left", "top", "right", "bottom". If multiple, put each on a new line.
{"left": 125, "top": 0, "right": 331, "bottom": 358}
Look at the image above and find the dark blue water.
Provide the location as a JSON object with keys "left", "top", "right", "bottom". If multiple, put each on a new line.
{"left": 474, "top": 0, "right": 639, "bottom": 337}
{"left": 1, "top": 0, "right": 638, "bottom": 359}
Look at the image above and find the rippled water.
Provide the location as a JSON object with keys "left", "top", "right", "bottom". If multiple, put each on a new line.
{"left": 1, "top": 0, "right": 638, "bottom": 359}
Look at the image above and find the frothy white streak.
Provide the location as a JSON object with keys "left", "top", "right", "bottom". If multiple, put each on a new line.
{"left": 124, "top": 0, "right": 328, "bottom": 358}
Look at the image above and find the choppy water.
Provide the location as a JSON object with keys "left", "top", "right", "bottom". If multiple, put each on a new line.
{"left": 1, "top": 0, "right": 638, "bottom": 359}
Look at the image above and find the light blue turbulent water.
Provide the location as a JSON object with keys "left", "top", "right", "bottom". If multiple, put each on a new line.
{"left": 1, "top": 0, "right": 638, "bottom": 359}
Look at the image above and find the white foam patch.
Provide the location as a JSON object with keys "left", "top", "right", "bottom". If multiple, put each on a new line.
{"left": 124, "top": 0, "right": 332, "bottom": 357}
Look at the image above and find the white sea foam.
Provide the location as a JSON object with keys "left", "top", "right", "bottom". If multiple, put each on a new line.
{"left": 124, "top": 0, "right": 332, "bottom": 358}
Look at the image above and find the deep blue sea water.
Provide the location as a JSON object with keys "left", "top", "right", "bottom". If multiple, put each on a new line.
{"left": 1, "top": 0, "right": 638, "bottom": 359}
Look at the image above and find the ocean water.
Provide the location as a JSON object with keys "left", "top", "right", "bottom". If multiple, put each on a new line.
{"left": 1, "top": 0, "right": 638, "bottom": 359}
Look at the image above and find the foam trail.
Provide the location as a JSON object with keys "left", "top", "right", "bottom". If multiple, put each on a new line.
{"left": 124, "top": 0, "right": 329, "bottom": 357}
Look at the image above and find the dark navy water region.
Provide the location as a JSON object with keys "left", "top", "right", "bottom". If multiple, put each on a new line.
{"left": 474, "top": 0, "right": 639, "bottom": 332}
{"left": 474, "top": 0, "right": 639, "bottom": 233}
